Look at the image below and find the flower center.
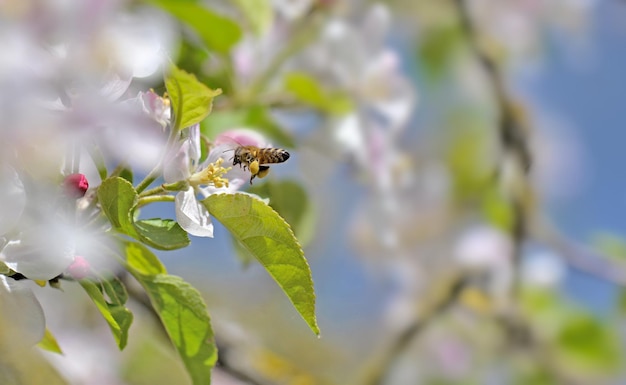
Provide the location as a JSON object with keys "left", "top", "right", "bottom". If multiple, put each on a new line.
{"left": 188, "top": 158, "right": 231, "bottom": 188}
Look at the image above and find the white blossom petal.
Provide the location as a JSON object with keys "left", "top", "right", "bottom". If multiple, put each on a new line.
{"left": 98, "top": 70, "right": 133, "bottom": 102}
{"left": 0, "top": 275, "right": 45, "bottom": 347}
{"left": 0, "top": 166, "right": 26, "bottom": 235}
{"left": 2, "top": 225, "right": 75, "bottom": 281}
{"left": 187, "top": 124, "right": 201, "bottom": 166}
{"left": 215, "top": 128, "right": 270, "bottom": 147}
{"left": 175, "top": 188, "right": 214, "bottom": 237}
{"left": 455, "top": 226, "right": 513, "bottom": 270}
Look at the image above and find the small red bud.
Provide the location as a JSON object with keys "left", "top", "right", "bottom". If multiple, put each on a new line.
{"left": 63, "top": 173, "right": 89, "bottom": 198}
{"left": 67, "top": 256, "right": 90, "bottom": 280}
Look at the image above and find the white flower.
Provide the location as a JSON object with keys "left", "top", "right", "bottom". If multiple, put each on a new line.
{"left": 163, "top": 127, "right": 267, "bottom": 237}
{"left": 454, "top": 225, "right": 513, "bottom": 270}
{"left": 0, "top": 275, "right": 45, "bottom": 348}
{"left": 0, "top": 170, "right": 113, "bottom": 281}
{"left": 0, "top": 166, "right": 26, "bottom": 235}
{"left": 522, "top": 251, "right": 565, "bottom": 288}
{"left": 135, "top": 89, "right": 172, "bottom": 130}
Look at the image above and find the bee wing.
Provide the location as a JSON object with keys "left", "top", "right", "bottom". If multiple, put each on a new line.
{"left": 215, "top": 130, "right": 270, "bottom": 148}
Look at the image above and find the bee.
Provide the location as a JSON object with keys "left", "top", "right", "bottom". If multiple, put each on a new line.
{"left": 231, "top": 146, "right": 290, "bottom": 184}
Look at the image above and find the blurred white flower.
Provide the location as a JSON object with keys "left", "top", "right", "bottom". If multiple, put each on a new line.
{"left": 290, "top": 4, "right": 417, "bottom": 205}
{"left": 521, "top": 251, "right": 565, "bottom": 288}
{"left": 272, "top": 0, "right": 314, "bottom": 20}
{"left": 0, "top": 2, "right": 173, "bottom": 175}
{"left": 0, "top": 275, "right": 45, "bottom": 348}
{"left": 454, "top": 225, "right": 513, "bottom": 270}
{"left": 134, "top": 89, "right": 172, "bottom": 130}
{"left": 44, "top": 328, "right": 124, "bottom": 385}
{"left": 0, "top": 170, "right": 115, "bottom": 281}
{"left": 455, "top": 225, "right": 516, "bottom": 309}
{"left": 467, "top": 0, "right": 595, "bottom": 61}
{"left": 0, "top": 166, "right": 26, "bottom": 235}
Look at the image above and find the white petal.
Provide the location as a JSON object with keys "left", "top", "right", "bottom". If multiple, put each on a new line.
{"left": 0, "top": 275, "right": 45, "bottom": 347}
{"left": 98, "top": 70, "right": 133, "bottom": 101}
{"left": 175, "top": 188, "right": 214, "bottom": 237}
{"left": 0, "top": 166, "right": 26, "bottom": 235}
{"left": 454, "top": 226, "right": 513, "bottom": 270}
{"left": 2, "top": 225, "right": 75, "bottom": 281}
{"left": 215, "top": 128, "right": 270, "bottom": 147}
{"left": 163, "top": 140, "right": 193, "bottom": 183}
{"left": 187, "top": 124, "right": 202, "bottom": 165}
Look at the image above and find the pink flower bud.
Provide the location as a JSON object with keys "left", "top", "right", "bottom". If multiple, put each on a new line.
{"left": 63, "top": 173, "right": 89, "bottom": 198}
{"left": 66, "top": 256, "right": 90, "bottom": 280}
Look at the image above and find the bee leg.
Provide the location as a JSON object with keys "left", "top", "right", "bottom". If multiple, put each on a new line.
{"left": 257, "top": 166, "right": 270, "bottom": 179}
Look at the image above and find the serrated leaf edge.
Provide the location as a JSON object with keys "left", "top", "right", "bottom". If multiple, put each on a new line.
{"left": 207, "top": 193, "right": 319, "bottom": 335}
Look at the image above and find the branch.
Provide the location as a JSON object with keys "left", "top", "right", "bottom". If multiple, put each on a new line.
{"left": 360, "top": 273, "right": 466, "bottom": 385}
{"left": 532, "top": 214, "right": 626, "bottom": 286}
{"left": 454, "top": 0, "right": 532, "bottom": 297}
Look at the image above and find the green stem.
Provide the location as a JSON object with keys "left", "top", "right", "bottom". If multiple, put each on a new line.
{"left": 139, "top": 181, "right": 189, "bottom": 198}
{"left": 139, "top": 185, "right": 165, "bottom": 198}
{"left": 137, "top": 195, "right": 175, "bottom": 208}
{"left": 136, "top": 170, "right": 161, "bottom": 195}
{"left": 135, "top": 121, "right": 180, "bottom": 194}
{"left": 109, "top": 163, "right": 127, "bottom": 179}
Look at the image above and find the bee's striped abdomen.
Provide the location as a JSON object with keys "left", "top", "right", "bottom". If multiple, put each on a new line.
{"left": 258, "top": 148, "right": 290, "bottom": 165}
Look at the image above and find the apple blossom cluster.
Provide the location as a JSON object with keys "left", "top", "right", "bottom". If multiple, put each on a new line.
{"left": 0, "top": 1, "right": 319, "bottom": 383}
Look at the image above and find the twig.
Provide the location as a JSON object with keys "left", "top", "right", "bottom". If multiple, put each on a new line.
{"left": 532, "top": 214, "right": 626, "bottom": 286}
{"left": 454, "top": 0, "right": 532, "bottom": 297}
{"left": 362, "top": 274, "right": 466, "bottom": 385}
{"left": 455, "top": 0, "right": 626, "bottom": 287}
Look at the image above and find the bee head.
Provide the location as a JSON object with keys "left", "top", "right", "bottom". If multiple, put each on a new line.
{"left": 222, "top": 148, "right": 236, "bottom": 163}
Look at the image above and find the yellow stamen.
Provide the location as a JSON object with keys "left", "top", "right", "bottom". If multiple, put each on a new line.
{"left": 162, "top": 92, "right": 171, "bottom": 108}
{"left": 189, "top": 158, "right": 231, "bottom": 188}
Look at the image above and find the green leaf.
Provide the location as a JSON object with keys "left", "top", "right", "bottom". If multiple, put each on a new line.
{"left": 248, "top": 180, "right": 316, "bottom": 247}
{"left": 81, "top": 280, "right": 133, "bottom": 350}
{"left": 233, "top": 0, "right": 273, "bottom": 35}
{"left": 122, "top": 241, "right": 167, "bottom": 276}
{"left": 201, "top": 106, "right": 295, "bottom": 148}
{"left": 556, "top": 315, "right": 621, "bottom": 374}
{"left": 99, "top": 177, "right": 191, "bottom": 249}
{"left": 618, "top": 290, "right": 626, "bottom": 315}
{"left": 151, "top": 1, "right": 242, "bottom": 54}
{"left": 418, "top": 23, "right": 462, "bottom": 80}
{"left": 135, "top": 219, "right": 191, "bottom": 251}
{"left": 591, "top": 232, "right": 626, "bottom": 260}
{"left": 284, "top": 72, "right": 353, "bottom": 115}
{"left": 165, "top": 63, "right": 223, "bottom": 130}
{"left": 284, "top": 72, "right": 325, "bottom": 106}
{"left": 203, "top": 193, "right": 319, "bottom": 335}
{"left": 119, "top": 168, "right": 134, "bottom": 184}
{"left": 482, "top": 187, "right": 514, "bottom": 232}
{"left": 98, "top": 276, "right": 129, "bottom": 306}
{"left": 121, "top": 334, "right": 190, "bottom": 385}
{"left": 444, "top": 110, "right": 494, "bottom": 200}
{"left": 130, "top": 274, "right": 217, "bottom": 385}
{"left": 98, "top": 177, "right": 138, "bottom": 236}
{"left": 0, "top": 260, "right": 9, "bottom": 274}
{"left": 38, "top": 328, "right": 63, "bottom": 355}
